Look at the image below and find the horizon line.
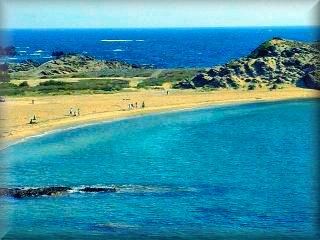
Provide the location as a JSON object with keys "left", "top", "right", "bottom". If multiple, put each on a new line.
{"left": 1, "top": 25, "right": 319, "bottom": 30}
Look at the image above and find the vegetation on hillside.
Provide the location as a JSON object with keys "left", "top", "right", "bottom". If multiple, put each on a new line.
{"left": 175, "top": 38, "right": 320, "bottom": 90}
{"left": 2, "top": 38, "right": 319, "bottom": 96}
{"left": 0, "top": 63, "right": 10, "bottom": 82}
{"left": 137, "top": 69, "right": 199, "bottom": 88}
{"left": 0, "top": 79, "right": 130, "bottom": 96}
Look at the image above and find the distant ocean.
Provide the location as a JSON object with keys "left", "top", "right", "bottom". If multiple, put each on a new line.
{"left": 0, "top": 27, "right": 319, "bottom": 68}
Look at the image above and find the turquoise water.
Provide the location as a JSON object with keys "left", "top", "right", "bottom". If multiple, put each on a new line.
{"left": 0, "top": 100, "right": 319, "bottom": 239}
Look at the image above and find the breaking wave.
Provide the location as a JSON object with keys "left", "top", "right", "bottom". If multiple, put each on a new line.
{"left": 101, "top": 40, "right": 133, "bottom": 42}
{"left": 101, "top": 39, "right": 144, "bottom": 42}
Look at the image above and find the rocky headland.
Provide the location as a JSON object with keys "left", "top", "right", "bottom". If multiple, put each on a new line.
{"left": 175, "top": 38, "right": 319, "bottom": 90}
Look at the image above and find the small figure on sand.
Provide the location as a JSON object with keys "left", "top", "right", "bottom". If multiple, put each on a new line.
{"left": 135, "top": 102, "right": 138, "bottom": 108}
{"left": 29, "top": 115, "right": 37, "bottom": 124}
{"left": 32, "top": 99, "right": 35, "bottom": 104}
{"left": 166, "top": 90, "right": 169, "bottom": 95}
{"left": 141, "top": 101, "right": 145, "bottom": 108}
{"left": 69, "top": 107, "right": 80, "bottom": 116}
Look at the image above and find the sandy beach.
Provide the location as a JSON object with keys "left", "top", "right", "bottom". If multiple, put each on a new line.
{"left": 0, "top": 87, "right": 319, "bottom": 144}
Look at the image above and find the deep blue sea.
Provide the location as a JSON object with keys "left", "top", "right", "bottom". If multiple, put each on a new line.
{"left": 0, "top": 27, "right": 319, "bottom": 68}
{"left": 0, "top": 99, "right": 319, "bottom": 239}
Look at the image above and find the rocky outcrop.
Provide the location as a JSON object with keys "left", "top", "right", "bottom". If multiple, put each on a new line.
{"left": 302, "top": 70, "right": 320, "bottom": 89}
{"left": 0, "top": 186, "right": 117, "bottom": 199}
{"left": 176, "top": 38, "right": 319, "bottom": 90}
{"left": 8, "top": 59, "right": 40, "bottom": 73}
{"left": 10, "top": 54, "right": 141, "bottom": 78}
{"left": 36, "top": 55, "right": 139, "bottom": 77}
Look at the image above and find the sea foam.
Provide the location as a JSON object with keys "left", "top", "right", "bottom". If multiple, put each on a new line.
{"left": 101, "top": 40, "right": 133, "bottom": 42}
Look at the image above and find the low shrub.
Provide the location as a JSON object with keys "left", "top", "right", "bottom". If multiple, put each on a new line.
{"left": 18, "top": 81, "right": 30, "bottom": 87}
{"left": 248, "top": 84, "right": 256, "bottom": 90}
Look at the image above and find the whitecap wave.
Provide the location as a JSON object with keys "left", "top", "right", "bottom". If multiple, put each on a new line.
{"left": 19, "top": 50, "right": 27, "bottom": 53}
{"left": 113, "top": 49, "right": 124, "bottom": 52}
{"left": 116, "top": 184, "right": 197, "bottom": 194}
{"left": 135, "top": 40, "right": 144, "bottom": 42}
{"left": 96, "top": 222, "right": 138, "bottom": 229}
{"left": 35, "top": 50, "right": 44, "bottom": 53}
{"left": 30, "top": 53, "right": 41, "bottom": 56}
{"left": 101, "top": 39, "right": 133, "bottom": 42}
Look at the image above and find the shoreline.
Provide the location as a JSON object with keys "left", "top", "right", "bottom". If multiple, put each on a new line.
{"left": 1, "top": 88, "right": 319, "bottom": 149}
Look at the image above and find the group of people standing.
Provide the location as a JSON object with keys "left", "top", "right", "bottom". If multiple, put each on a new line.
{"left": 69, "top": 108, "right": 80, "bottom": 116}
{"left": 128, "top": 101, "right": 145, "bottom": 110}
{"left": 29, "top": 107, "right": 80, "bottom": 125}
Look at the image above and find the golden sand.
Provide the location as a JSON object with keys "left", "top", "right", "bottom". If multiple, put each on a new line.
{"left": 0, "top": 87, "right": 319, "bottom": 144}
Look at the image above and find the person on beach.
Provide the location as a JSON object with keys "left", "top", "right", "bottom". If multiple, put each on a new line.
{"left": 166, "top": 90, "right": 169, "bottom": 95}
{"left": 77, "top": 108, "right": 80, "bottom": 116}
{"left": 69, "top": 108, "right": 73, "bottom": 115}
{"left": 141, "top": 101, "right": 145, "bottom": 108}
{"left": 29, "top": 115, "right": 37, "bottom": 124}
{"left": 135, "top": 102, "right": 138, "bottom": 108}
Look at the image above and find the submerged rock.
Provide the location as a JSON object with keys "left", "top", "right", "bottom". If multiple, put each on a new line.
{"left": 80, "top": 186, "right": 117, "bottom": 193}
{"left": 0, "top": 186, "right": 117, "bottom": 199}
{"left": 11, "top": 187, "right": 72, "bottom": 198}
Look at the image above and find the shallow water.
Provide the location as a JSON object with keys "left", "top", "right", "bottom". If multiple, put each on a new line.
{"left": 0, "top": 100, "right": 319, "bottom": 239}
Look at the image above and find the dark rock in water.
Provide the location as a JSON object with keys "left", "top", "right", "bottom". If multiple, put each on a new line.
{"left": 0, "top": 187, "right": 20, "bottom": 196}
{"left": 12, "top": 187, "right": 72, "bottom": 198}
{"left": 80, "top": 187, "right": 117, "bottom": 193}
{"left": 177, "top": 38, "right": 319, "bottom": 90}
{"left": 0, "top": 186, "right": 117, "bottom": 199}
